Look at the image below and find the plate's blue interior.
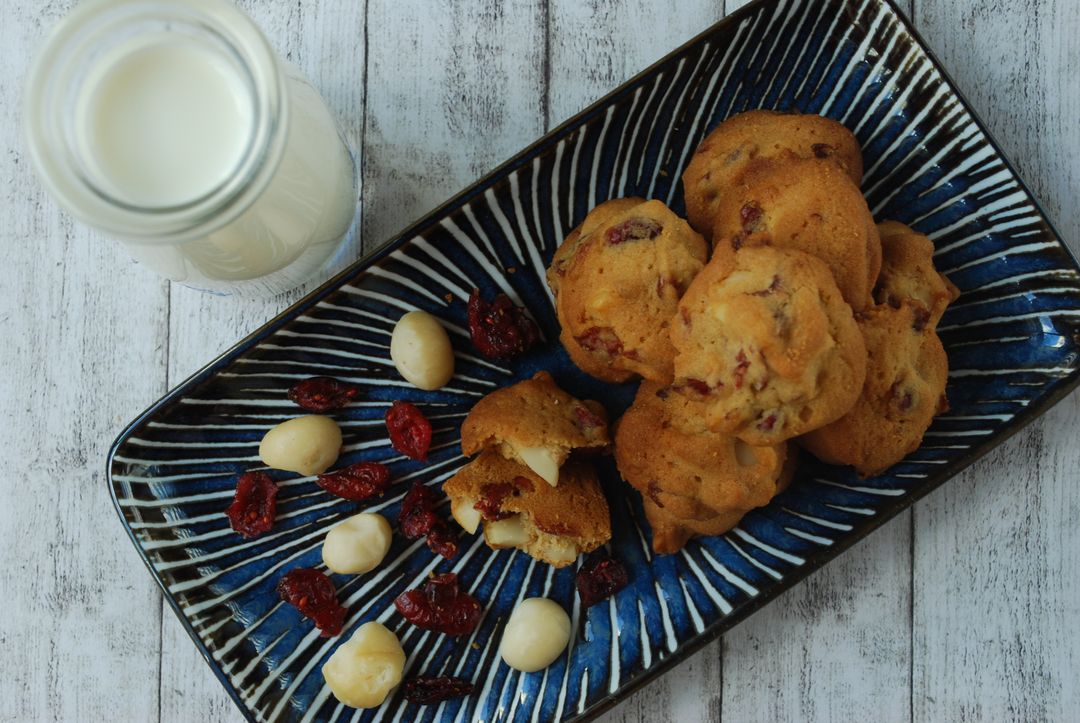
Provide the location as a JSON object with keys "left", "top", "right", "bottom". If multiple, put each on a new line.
{"left": 110, "top": 0, "right": 1080, "bottom": 721}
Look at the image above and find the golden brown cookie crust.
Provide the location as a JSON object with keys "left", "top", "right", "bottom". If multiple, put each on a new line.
{"left": 615, "top": 381, "right": 789, "bottom": 554}
{"left": 875, "top": 221, "right": 960, "bottom": 329}
{"left": 443, "top": 449, "right": 611, "bottom": 567}
{"left": 682, "top": 109, "right": 863, "bottom": 238}
{"left": 547, "top": 197, "right": 708, "bottom": 383}
{"left": 709, "top": 155, "right": 881, "bottom": 311}
{"left": 670, "top": 245, "right": 867, "bottom": 445}
{"left": 800, "top": 300, "right": 949, "bottom": 477}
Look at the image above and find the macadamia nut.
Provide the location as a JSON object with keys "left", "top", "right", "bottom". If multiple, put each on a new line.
{"left": 259, "top": 415, "right": 342, "bottom": 476}
{"left": 322, "top": 622, "right": 405, "bottom": 709}
{"left": 322, "top": 513, "right": 393, "bottom": 574}
{"left": 390, "top": 310, "right": 455, "bottom": 390}
{"left": 499, "top": 598, "right": 571, "bottom": 672}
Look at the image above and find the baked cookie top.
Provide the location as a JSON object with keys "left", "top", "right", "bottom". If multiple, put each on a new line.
{"left": 875, "top": 221, "right": 960, "bottom": 329}
{"left": 670, "top": 245, "right": 867, "bottom": 445}
{"left": 443, "top": 449, "right": 611, "bottom": 567}
{"left": 460, "top": 371, "right": 609, "bottom": 486}
{"left": 800, "top": 299, "right": 949, "bottom": 477}
{"left": 682, "top": 109, "right": 863, "bottom": 238}
{"left": 615, "top": 381, "right": 790, "bottom": 553}
{"left": 547, "top": 197, "right": 708, "bottom": 383}
{"left": 709, "top": 155, "right": 881, "bottom": 311}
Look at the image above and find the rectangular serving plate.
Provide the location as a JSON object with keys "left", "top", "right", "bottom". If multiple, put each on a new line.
{"left": 109, "top": 0, "right": 1080, "bottom": 720}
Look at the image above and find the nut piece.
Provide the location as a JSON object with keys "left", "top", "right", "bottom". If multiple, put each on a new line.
{"left": 259, "top": 415, "right": 343, "bottom": 476}
{"left": 322, "top": 513, "right": 393, "bottom": 575}
{"left": 390, "top": 310, "right": 455, "bottom": 391}
{"left": 322, "top": 622, "right": 405, "bottom": 709}
{"left": 499, "top": 598, "right": 571, "bottom": 672}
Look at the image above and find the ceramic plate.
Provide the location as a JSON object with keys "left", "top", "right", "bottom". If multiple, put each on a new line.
{"left": 109, "top": 0, "right": 1080, "bottom": 720}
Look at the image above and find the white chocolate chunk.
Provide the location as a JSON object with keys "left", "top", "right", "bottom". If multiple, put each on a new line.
{"left": 499, "top": 598, "right": 571, "bottom": 672}
{"left": 322, "top": 513, "right": 393, "bottom": 575}
{"left": 322, "top": 622, "right": 405, "bottom": 709}
{"left": 484, "top": 515, "right": 530, "bottom": 548}
{"left": 259, "top": 415, "right": 342, "bottom": 476}
{"left": 544, "top": 538, "right": 579, "bottom": 567}
{"left": 733, "top": 439, "right": 758, "bottom": 467}
{"left": 514, "top": 444, "right": 561, "bottom": 487}
{"left": 390, "top": 310, "right": 455, "bottom": 391}
{"left": 451, "top": 496, "right": 482, "bottom": 535}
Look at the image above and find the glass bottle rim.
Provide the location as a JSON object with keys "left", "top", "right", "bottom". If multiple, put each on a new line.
{"left": 23, "top": 0, "right": 289, "bottom": 245}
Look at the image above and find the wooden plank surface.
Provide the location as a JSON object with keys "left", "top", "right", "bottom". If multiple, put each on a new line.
{"left": 1, "top": 0, "right": 1078, "bottom": 721}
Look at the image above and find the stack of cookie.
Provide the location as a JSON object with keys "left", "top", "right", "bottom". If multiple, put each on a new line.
{"left": 443, "top": 372, "right": 613, "bottom": 567}
{"left": 547, "top": 110, "right": 957, "bottom": 554}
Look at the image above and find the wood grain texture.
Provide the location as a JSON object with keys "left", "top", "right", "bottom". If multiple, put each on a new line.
{"left": 0, "top": 1, "right": 168, "bottom": 720}
{"left": 1, "top": 0, "right": 1078, "bottom": 721}
{"left": 911, "top": 1, "right": 1080, "bottom": 721}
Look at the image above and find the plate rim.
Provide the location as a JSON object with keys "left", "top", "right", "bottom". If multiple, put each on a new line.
{"left": 107, "top": 0, "right": 1080, "bottom": 719}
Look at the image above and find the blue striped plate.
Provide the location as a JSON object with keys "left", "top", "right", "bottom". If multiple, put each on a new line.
{"left": 109, "top": 0, "right": 1080, "bottom": 720}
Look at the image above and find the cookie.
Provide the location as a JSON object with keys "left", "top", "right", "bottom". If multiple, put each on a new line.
{"left": 682, "top": 109, "right": 862, "bottom": 238}
{"left": 800, "top": 300, "right": 949, "bottom": 477}
{"left": 615, "top": 381, "right": 792, "bottom": 554}
{"left": 670, "top": 245, "right": 867, "bottom": 445}
{"left": 709, "top": 155, "right": 881, "bottom": 310}
{"left": 460, "top": 371, "right": 609, "bottom": 486}
{"left": 443, "top": 450, "right": 611, "bottom": 568}
{"left": 547, "top": 197, "right": 708, "bottom": 383}
{"left": 874, "top": 221, "right": 960, "bottom": 328}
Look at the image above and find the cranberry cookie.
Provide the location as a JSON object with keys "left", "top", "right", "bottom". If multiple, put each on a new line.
{"left": 875, "top": 221, "right": 960, "bottom": 328}
{"left": 682, "top": 109, "right": 862, "bottom": 238}
{"left": 547, "top": 197, "right": 708, "bottom": 383}
{"left": 444, "top": 450, "right": 611, "bottom": 568}
{"left": 800, "top": 300, "right": 949, "bottom": 477}
{"left": 460, "top": 371, "right": 609, "bottom": 486}
{"left": 670, "top": 245, "right": 867, "bottom": 445}
{"left": 615, "top": 381, "right": 792, "bottom": 554}
{"left": 709, "top": 155, "right": 881, "bottom": 310}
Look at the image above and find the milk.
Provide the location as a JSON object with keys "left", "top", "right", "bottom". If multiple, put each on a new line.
{"left": 27, "top": 0, "right": 358, "bottom": 296}
{"left": 77, "top": 38, "right": 253, "bottom": 208}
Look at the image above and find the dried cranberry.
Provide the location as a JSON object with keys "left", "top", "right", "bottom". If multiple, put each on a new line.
{"left": 404, "top": 676, "right": 475, "bottom": 705}
{"left": 467, "top": 289, "right": 540, "bottom": 360}
{"left": 811, "top": 143, "right": 835, "bottom": 159}
{"left": 574, "top": 326, "right": 623, "bottom": 357}
{"left": 287, "top": 376, "right": 361, "bottom": 413}
{"left": 225, "top": 471, "right": 278, "bottom": 539}
{"left": 574, "top": 404, "right": 604, "bottom": 433}
{"left": 646, "top": 480, "right": 665, "bottom": 508}
{"left": 316, "top": 462, "right": 390, "bottom": 501}
{"left": 732, "top": 350, "right": 750, "bottom": 389}
{"left": 891, "top": 383, "right": 915, "bottom": 413}
{"left": 683, "top": 378, "right": 713, "bottom": 396}
{"left": 605, "top": 217, "right": 663, "bottom": 245}
{"left": 912, "top": 306, "right": 931, "bottom": 332}
{"left": 474, "top": 482, "right": 516, "bottom": 522}
{"left": 740, "top": 202, "right": 764, "bottom": 233}
{"left": 386, "top": 401, "right": 432, "bottom": 461}
{"left": 399, "top": 483, "right": 459, "bottom": 559}
{"left": 276, "top": 568, "right": 346, "bottom": 637}
{"left": 757, "top": 412, "right": 779, "bottom": 432}
{"left": 394, "top": 573, "right": 482, "bottom": 636}
{"left": 576, "top": 551, "right": 630, "bottom": 608}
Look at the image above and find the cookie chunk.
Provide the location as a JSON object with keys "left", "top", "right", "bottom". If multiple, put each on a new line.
{"left": 874, "top": 221, "right": 960, "bottom": 329}
{"left": 800, "top": 300, "right": 949, "bottom": 477}
{"left": 547, "top": 197, "right": 708, "bottom": 383}
{"left": 443, "top": 450, "right": 611, "bottom": 568}
{"left": 682, "top": 109, "right": 862, "bottom": 238}
{"left": 460, "top": 371, "right": 609, "bottom": 486}
{"left": 615, "top": 382, "right": 792, "bottom": 554}
{"left": 709, "top": 155, "right": 881, "bottom": 310}
{"left": 670, "top": 245, "right": 867, "bottom": 445}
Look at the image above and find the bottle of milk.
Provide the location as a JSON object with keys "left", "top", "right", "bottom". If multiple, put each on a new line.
{"left": 24, "top": 0, "right": 358, "bottom": 296}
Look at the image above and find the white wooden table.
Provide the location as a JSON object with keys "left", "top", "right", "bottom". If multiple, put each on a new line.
{"left": 2, "top": 0, "right": 1078, "bottom": 720}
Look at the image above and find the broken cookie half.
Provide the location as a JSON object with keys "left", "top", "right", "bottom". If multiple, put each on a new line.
{"left": 460, "top": 371, "right": 610, "bottom": 486}
{"left": 444, "top": 450, "right": 611, "bottom": 568}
